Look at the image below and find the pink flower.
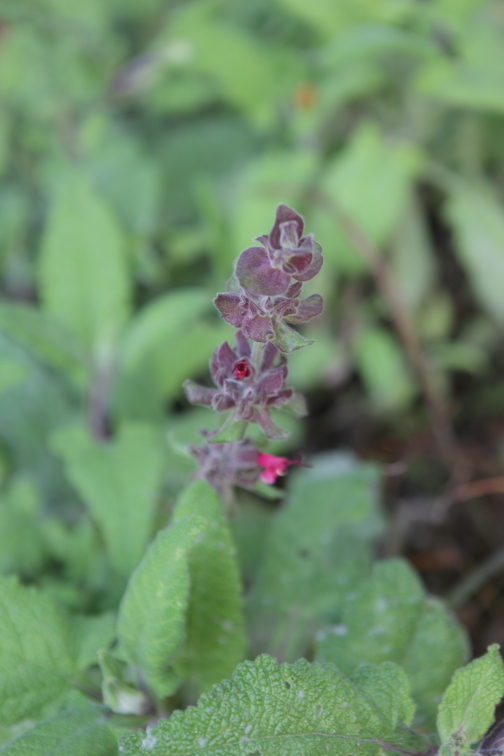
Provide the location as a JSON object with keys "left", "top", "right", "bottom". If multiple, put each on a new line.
{"left": 256, "top": 452, "right": 301, "bottom": 484}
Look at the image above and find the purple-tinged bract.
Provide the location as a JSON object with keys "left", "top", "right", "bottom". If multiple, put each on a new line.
{"left": 189, "top": 437, "right": 262, "bottom": 500}
{"left": 183, "top": 330, "right": 305, "bottom": 439}
{"left": 214, "top": 205, "right": 324, "bottom": 353}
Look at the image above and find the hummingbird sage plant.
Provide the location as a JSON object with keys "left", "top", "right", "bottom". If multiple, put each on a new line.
{"left": 183, "top": 204, "right": 324, "bottom": 500}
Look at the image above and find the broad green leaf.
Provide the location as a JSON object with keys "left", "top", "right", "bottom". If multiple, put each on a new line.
{"left": 0, "top": 358, "right": 27, "bottom": 396}
{"left": 316, "top": 560, "right": 425, "bottom": 670}
{"left": 120, "top": 289, "right": 210, "bottom": 372}
{"left": 322, "top": 123, "right": 420, "bottom": 248}
{"left": 0, "top": 707, "right": 117, "bottom": 755}
{"left": 390, "top": 194, "right": 435, "bottom": 312}
{"left": 164, "top": 11, "right": 283, "bottom": 123}
{"left": 316, "top": 559, "right": 468, "bottom": 728}
{"left": 0, "top": 478, "right": 47, "bottom": 577}
{"left": 39, "top": 171, "right": 131, "bottom": 350}
{"left": 88, "top": 129, "right": 161, "bottom": 236}
{"left": 322, "top": 24, "right": 433, "bottom": 68}
{"left": 274, "top": 0, "right": 362, "bottom": 37}
{"left": 0, "top": 336, "right": 73, "bottom": 496}
{"left": 72, "top": 613, "right": 116, "bottom": 671}
{"left": 0, "top": 303, "right": 84, "bottom": 383}
{"left": 416, "top": 27, "right": 504, "bottom": 113}
{"left": 404, "top": 598, "right": 470, "bottom": 727}
{"left": 351, "top": 662, "right": 415, "bottom": 728}
{"left": 149, "top": 320, "right": 231, "bottom": 399}
{"left": 98, "top": 651, "right": 149, "bottom": 715}
{"left": 275, "top": 0, "right": 406, "bottom": 37}
{"left": 230, "top": 495, "right": 273, "bottom": 583}
{"left": 52, "top": 424, "right": 165, "bottom": 577}
{"left": 172, "top": 481, "right": 245, "bottom": 694}
{"left": 157, "top": 114, "right": 258, "bottom": 227}
{"left": 118, "top": 319, "right": 232, "bottom": 415}
{"left": 353, "top": 326, "right": 416, "bottom": 411}
{"left": 40, "top": 517, "right": 106, "bottom": 593}
{"left": 437, "top": 645, "right": 504, "bottom": 746}
{"left": 248, "top": 453, "right": 379, "bottom": 660}
{"left": 446, "top": 182, "right": 504, "bottom": 324}
{"left": 117, "top": 516, "right": 205, "bottom": 698}
{"left": 0, "top": 576, "right": 77, "bottom": 725}
{"left": 119, "top": 654, "right": 419, "bottom": 756}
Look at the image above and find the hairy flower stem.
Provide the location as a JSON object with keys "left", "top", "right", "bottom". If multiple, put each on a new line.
{"left": 251, "top": 340, "right": 264, "bottom": 368}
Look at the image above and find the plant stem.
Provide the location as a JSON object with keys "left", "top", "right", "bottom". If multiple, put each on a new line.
{"left": 251, "top": 340, "right": 264, "bottom": 368}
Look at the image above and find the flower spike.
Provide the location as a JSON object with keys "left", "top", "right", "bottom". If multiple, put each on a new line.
{"left": 184, "top": 204, "right": 323, "bottom": 497}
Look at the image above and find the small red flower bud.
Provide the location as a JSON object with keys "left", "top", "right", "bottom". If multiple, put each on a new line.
{"left": 233, "top": 360, "right": 251, "bottom": 380}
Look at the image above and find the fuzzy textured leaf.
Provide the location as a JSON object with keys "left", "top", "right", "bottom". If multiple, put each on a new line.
{"left": 437, "top": 644, "right": 504, "bottom": 745}
{"left": 0, "top": 707, "right": 117, "bottom": 755}
{"left": 119, "top": 654, "right": 418, "bottom": 756}
{"left": 0, "top": 577, "right": 77, "bottom": 725}
{"left": 316, "top": 559, "right": 468, "bottom": 728}
{"left": 351, "top": 663, "right": 415, "bottom": 729}
{"left": 248, "top": 454, "right": 379, "bottom": 659}
{"left": 272, "top": 320, "right": 314, "bottom": 353}
{"left": 172, "top": 482, "right": 245, "bottom": 695}
{"left": 52, "top": 424, "right": 165, "bottom": 576}
{"left": 117, "top": 516, "right": 205, "bottom": 698}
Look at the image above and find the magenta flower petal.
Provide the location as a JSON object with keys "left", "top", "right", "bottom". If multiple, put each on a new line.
{"left": 236, "top": 246, "right": 291, "bottom": 296}
{"left": 256, "top": 451, "right": 301, "bottom": 483}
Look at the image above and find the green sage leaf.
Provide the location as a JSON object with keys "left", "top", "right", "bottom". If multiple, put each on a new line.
{"left": 172, "top": 481, "right": 246, "bottom": 695}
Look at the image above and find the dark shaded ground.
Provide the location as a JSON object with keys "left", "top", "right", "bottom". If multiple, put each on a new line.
{"left": 301, "top": 195, "right": 504, "bottom": 660}
{"left": 303, "top": 354, "right": 504, "bottom": 661}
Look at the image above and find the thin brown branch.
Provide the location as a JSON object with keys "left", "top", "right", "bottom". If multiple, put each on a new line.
{"left": 446, "top": 476, "right": 504, "bottom": 503}
{"left": 316, "top": 191, "right": 463, "bottom": 479}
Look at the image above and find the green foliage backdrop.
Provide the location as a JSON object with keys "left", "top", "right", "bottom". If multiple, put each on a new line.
{"left": 2, "top": 0, "right": 504, "bottom": 753}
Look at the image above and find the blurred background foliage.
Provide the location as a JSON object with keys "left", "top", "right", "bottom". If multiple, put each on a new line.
{"left": 1, "top": 0, "right": 504, "bottom": 627}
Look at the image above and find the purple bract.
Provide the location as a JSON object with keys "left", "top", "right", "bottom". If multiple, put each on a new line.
{"left": 189, "top": 437, "right": 262, "bottom": 500}
{"left": 214, "top": 205, "right": 324, "bottom": 353}
{"left": 183, "top": 330, "right": 305, "bottom": 439}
